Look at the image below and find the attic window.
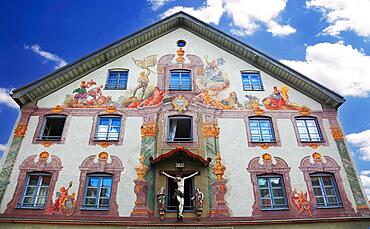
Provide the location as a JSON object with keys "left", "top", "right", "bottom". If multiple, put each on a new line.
{"left": 168, "top": 116, "right": 193, "bottom": 142}
{"left": 241, "top": 71, "right": 263, "bottom": 91}
{"left": 40, "top": 116, "right": 66, "bottom": 140}
{"left": 105, "top": 70, "right": 128, "bottom": 90}
{"left": 169, "top": 70, "right": 192, "bottom": 91}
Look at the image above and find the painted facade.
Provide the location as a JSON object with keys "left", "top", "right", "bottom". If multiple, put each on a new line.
{"left": 0, "top": 12, "right": 369, "bottom": 228}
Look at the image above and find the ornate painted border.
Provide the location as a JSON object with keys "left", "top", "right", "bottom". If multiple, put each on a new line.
{"left": 246, "top": 156, "right": 295, "bottom": 218}
{"left": 4, "top": 154, "right": 63, "bottom": 216}
{"left": 299, "top": 155, "right": 355, "bottom": 217}
{"left": 74, "top": 154, "right": 124, "bottom": 217}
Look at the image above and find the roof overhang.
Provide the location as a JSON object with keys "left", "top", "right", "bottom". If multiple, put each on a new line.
{"left": 11, "top": 11, "right": 345, "bottom": 109}
{"left": 149, "top": 148, "right": 211, "bottom": 166}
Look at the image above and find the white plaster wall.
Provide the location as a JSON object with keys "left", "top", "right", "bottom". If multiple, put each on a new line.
{"left": 37, "top": 28, "right": 322, "bottom": 110}
{"left": 219, "top": 117, "right": 357, "bottom": 217}
{"left": 0, "top": 116, "right": 142, "bottom": 216}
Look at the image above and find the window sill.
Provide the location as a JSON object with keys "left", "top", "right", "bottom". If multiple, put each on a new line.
{"left": 104, "top": 88, "right": 127, "bottom": 90}
{"left": 167, "top": 140, "right": 194, "bottom": 143}
{"left": 300, "top": 140, "right": 324, "bottom": 143}
{"left": 80, "top": 207, "right": 110, "bottom": 211}
{"left": 93, "top": 139, "right": 119, "bottom": 142}
{"left": 316, "top": 205, "right": 344, "bottom": 209}
{"left": 16, "top": 206, "right": 45, "bottom": 210}
{"left": 260, "top": 207, "right": 289, "bottom": 211}
{"left": 243, "top": 89, "right": 264, "bottom": 91}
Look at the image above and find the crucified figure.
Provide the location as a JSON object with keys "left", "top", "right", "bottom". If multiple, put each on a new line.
{"left": 160, "top": 170, "right": 199, "bottom": 218}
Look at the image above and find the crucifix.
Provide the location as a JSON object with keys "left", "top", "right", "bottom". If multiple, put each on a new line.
{"left": 160, "top": 160, "right": 199, "bottom": 220}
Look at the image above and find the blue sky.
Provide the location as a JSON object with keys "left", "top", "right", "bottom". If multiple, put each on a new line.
{"left": 0, "top": 0, "right": 369, "bottom": 198}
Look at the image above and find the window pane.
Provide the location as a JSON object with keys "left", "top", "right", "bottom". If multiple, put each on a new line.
{"left": 38, "top": 187, "right": 48, "bottom": 196}
{"left": 22, "top": 197, "right": 33, "bottom": 204}
{"left": 100, "top": 188, "right": 111, "bottom": 198}
{"left": 86, "top": 188, "right": 98, "bottom": 197}
{"left": 25, "top": 187, "right": 36, "bottom": 196}
{"left": 260, "top": 189, "right": 270, "bottom": 198}
{"left": 36, "top": 197, "right": 46, "bottom": 205}
{"left": 42, "top": 176, "right": 51, "bottom": 185}
{"left": 258, "top": 178, "right": 268, "bottom": 188}
{"left": 85, "top": 198, "right": 97, "bottom": 206}
{"left": 88, "top": 177, "right": 100, "bottom": 187}
{"left": 272, "top": 189, "right": 284, "bottom": 198}
{"left": 322, "top": 176, "right": 333, "bottom": 186}
{"left": 28, "top": 176, "right": 39, "bottom": 185}
{"left": 99, "top": 198, "right": 110, "bottom": 207}
{"left": 102, "top": 178, "right": 112, "bottom": 187}
{"left": 316, "top": 196, "right": 325, "bottom": 205}
{"left": 311, "top": 177, "right": 320, "bottom": 186}
{"left": 313, "top": 187, "right": 322, "bottom": 196}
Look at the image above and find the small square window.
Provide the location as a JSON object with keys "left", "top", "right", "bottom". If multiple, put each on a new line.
{"left": 168, "top": 116, "right": 192, "bottom": 142}
{"left": 18, "top": 173, "right": 51, "bottom": 209}
{"left": 295, "top": 118, "right": 323, "bottom": 142}
{"left": 310, "top": 173, "right": 343, "bottom": 208}
{"left": 105, "top": 71, "right": 128, "bottom": 90}
{"left": 242, "top": 72, "right": 263, "bottom": 91}
{"left": 40, "top": 116, "right": 66, "bottom": 140}
{"left": 249, "top": 118, "right": 275, "bottom": 142}
{"left": 169, "top": 70, "right": 192, "bottom": 91}
{"left": 82, "top": 174, "right": 112, "bottom": 209}
{"left": 95, "top": 116, "right": 121, "bottom": 141}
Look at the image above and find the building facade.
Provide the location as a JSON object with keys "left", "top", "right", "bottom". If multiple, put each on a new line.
{"left": 0, "top": 12, "right": 369, "bottom": 228}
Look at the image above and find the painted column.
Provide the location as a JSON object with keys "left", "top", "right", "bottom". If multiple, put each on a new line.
{"left": 329, "top": 120, "right": 369, "bottom": 213}
{"left": 131, "top": 155, "right": 151, "bottom": 217}
{"left": 203, "top": 124, "right": 219, "bottom": 211}
{"left": 140, "top": 123, "right": 157, "bottom": 211}
{"left": 0, "top": 108, "right": 33, "bottom": 205}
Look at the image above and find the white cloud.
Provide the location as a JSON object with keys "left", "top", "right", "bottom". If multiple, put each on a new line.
{"left": 24, "top": 44, "right": 67, "bottom": 69}
{"left": 161, "top": 0, "right": 224, "bottom": 25}
{"left": 359, "top": 172, "right": 370, "bottom": 200}
{"left": 148, "top": 0, "right": 174, "bottom": 11}
{"left": 306, "top": 0, "right": 370, "bottom": 37}
{"left": 224, "top": 0, "right": 296, "bottom": 37}
{"left": 346, "top": 129, "right": 370, "bottom": 161}
{"left": 0, "top": 144, "right": 7, "bottom": 152}
{"left": 0, "top": 88, "right": 19, "bottom": 109}
{"left": 281, "top": 42, "right": 370, "bottom": 97}
{"left": 160, "top": 0, "right": 295, "bottom": 36}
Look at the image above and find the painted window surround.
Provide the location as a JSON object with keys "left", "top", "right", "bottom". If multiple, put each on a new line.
{"left": 74, "top": 155, "right": 124, "bottom": 217}
{"left": 89, "top": 111, "right": 127, "bottom": 146}
{"left": 299, "top": 155, "right": 354, "bottom": 216}
{"left": 4, "top": 154, "right": 63, "bottom": 216}
{"left": 160, "top": 110, "right": 199, "bottom": 149}
{"left": 290, "top": 114, "right": 329, "bottom": 147}
{"left": 247, "top": 156, "right": 294, "bottom": 218}
{"left": 32, "top": 113, "right": 71, "bottom": 145}
{"left": 245, "top": 115, "right": 282, "bottom": 147}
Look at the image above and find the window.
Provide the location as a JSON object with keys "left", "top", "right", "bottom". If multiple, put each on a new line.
{"left": 168, "top": 116, "right": 193, "bottom": 142}
{"left": 310, "top": 173, "right": 343, "bottom": 208}
{"left": 249, "top": 118, "right": 275, "bottom": 142}
{"left": 242, "top": 72, "right": 263, "bottom": 91}
{"left": 169, "top": 70, "right": 192, "bottom": 91}
{"left": 82, "top": 174, "right": 112, "bottom": 209}
{"left": 257, "top": 175, "right": 288, "bottom": 210}
{"left": 166, "top": 173, "right": 194, "bottom": 211}
{"left": 295, "top": 118, "right": 323, "bottom": 142}
{"left": 95, "top": 116, "right": 121, "bottom": 141}
{"left": 105, "top": 70, "right": 128, "bottom": 90}
{"left": 19, "top": 173, "right": 51, "bottom": 208}
{"left": 40, "top": 115, "right": 66, "bottom": 140}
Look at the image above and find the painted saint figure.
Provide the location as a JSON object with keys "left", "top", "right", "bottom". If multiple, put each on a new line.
{"left": 157, "top": 187, "right": 166, "bottom": 211}
{"left": 191, "top": 188, "right": 204, "bottom": 210}
{"left": 132, "top": 70, "right": 150, "bottom": 99}
{"left": 160, "top": 170, "right": 199, "bottom": 218}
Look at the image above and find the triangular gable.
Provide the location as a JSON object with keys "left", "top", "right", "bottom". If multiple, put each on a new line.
{"left": 11, "top": 12, "right": 344, "bottom": 109}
